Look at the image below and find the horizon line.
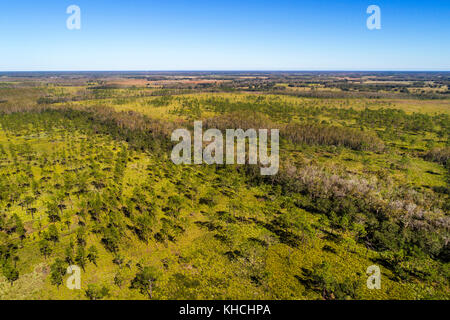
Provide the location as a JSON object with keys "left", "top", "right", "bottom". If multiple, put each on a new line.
{"left": 1, "top": 70, "right": 450, "bottom": 73}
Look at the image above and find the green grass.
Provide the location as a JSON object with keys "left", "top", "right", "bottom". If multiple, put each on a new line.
{"left": 0, "top": 85, "right": 448, "bottom": 300}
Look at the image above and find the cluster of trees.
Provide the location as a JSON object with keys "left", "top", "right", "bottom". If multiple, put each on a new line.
{"left": 48, "top": 239, "right": 99, "bottom": 288}
{"left": 356, "top": 108, "right": 448, "bottom": 133}
{"left": 283, "top": 123, "right": 384, "bottom": 152}
{"left": 143, "top": 95, "right": 173, "bottom": 107}
{"left": 243, "top": 163, "right": 449, "bottom": 268}
{"left": 424, "top": 147, "right": 450, "bottom": 166}
{"left": 204, "top": 111, "right": 384, "bottom": 152}
{"left": 0, "top": 214, "right": 23, "bottom": 286}
{"left": 297, "top": 262, "right": 361, "bottom": 300}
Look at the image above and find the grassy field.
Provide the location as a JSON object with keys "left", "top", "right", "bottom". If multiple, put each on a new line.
{"left": 0, "top": 74, "right": 449, "bottom": 300}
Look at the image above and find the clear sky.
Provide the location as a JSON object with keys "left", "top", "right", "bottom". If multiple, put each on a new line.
{"left": 0, "top": 0, "right": 449, "bottom": 71}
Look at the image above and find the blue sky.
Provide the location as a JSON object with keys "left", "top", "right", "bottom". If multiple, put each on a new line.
{"left": 0, "top": 0, "right": 449, "bottom": 71}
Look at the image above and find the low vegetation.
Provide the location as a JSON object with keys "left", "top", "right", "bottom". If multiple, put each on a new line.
{"left": 0, "top": 72, "right": 448, "bottom": 300}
